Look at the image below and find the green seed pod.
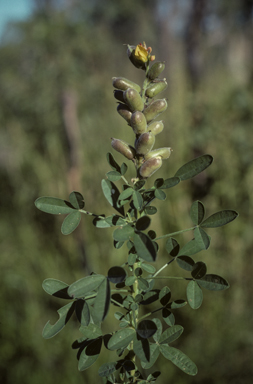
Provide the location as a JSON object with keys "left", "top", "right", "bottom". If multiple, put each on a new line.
{"left": 143, "top": 99, "right": 168, "bottom": 124}
{"left": 114, "top": 90, "right": 125, "bottom": 103}
{"left": 112, "top": 77, "right": 141, "bottom": 93}
{"left": 130, "top": 111, "right": 147, "bottom": 135}
{"left": 111, "top": 138, "right": 136, "bottom": 160}
{"left": 147, "top": 61, "right": 165, "bottom": 80}
{"left": 145, "top": 147, "right": 172, "bottom": 160}
{"left": 147, "top": 120, "right": 164, "bottom": 136}
{"left": 139, "top": 157, "right": 163, "bottom": 178}
{"left": 117, "top": 103, "right": 132, "bottom": 125}
{"left": 145, "top": 79, "right": 168, "bottom": 98}
{"left": 135, "top": 132, "right": 155, "bottom": 155}
{"left": 123, "top": 88, "right": 144, "bottom": 112}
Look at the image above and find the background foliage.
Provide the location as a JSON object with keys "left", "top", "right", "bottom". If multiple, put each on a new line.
{"left": 0, "top": 0, "right": 252, "bottom": 383}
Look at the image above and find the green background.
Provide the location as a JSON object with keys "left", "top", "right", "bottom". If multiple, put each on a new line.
{"left": 0, "top": 1, "right": 252, "bottom": 383}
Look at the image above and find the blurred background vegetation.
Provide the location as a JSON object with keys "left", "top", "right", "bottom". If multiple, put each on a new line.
{"left": 0, "top": 0, "right": 252, "bottom": 383}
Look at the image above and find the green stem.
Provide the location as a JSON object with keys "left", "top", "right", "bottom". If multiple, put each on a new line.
{"left": 155, "top": 226, "right": 196, "bottom": 241}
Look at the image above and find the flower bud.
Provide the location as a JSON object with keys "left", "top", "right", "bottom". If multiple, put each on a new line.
{"left": 123, "top": 88, "right": 144, "bottom": 112}
{"left": 114, "top": 90, "right": 125, "bottom": 103}
{"left": 111, "top": 138, "right": 136, "bottom": 160}
{"left": 127, "top": 45, "right": 146, "bottom": 70}
{"left": 147, "top": 61, "right": 165, "bottom": 80}
{"left": 112, "top": 77, "right": 141, "bottom": 93}
{"left": 143, "top": 99, "right": 167, "bottom": 124}
{"left": 147, "top": 121, "right": 164, "bottom": 136}
{"left": 139, "top": 157, "right": 162, "bottom": 178}
{"left": 145, "top": 79, "right": 168, "bottom": 98}
{"left": 130, "top": 111, "right": 147, "bottom": 135}
{"left": 117, "top": 103, "right": 132, "bottom": 125}
{"left": 145, "top": 147, "right": 172, "bottom": 160}
{"left": 135, "top": 132, "right": 155, "bottom": 155}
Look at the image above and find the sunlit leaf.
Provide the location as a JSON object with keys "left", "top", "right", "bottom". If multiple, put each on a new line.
{"left": 69, "top": 191, "right": 84, "bottom": 209}
{"left": 144, "top": 206, "right": 157, "bottom": 215}
{"left": 187, "top": 281, "right": 203, "bottom": 309}
{"left": 160, "top": 177, "right": 180, "bottom": 189}
{"left": 132, "top": 190, "right": 143, "bottom": 210}
{"left": 178, "top": 238, "right": 203, "bottom": 257}
{"left": 42, "top": 278, "right": 71, "bottom": 299}
{"left": 35, "top": 197, "right": 75, "bottom": 214}
{"left": 113, "top": 225, "right": 134, "bottom": 242}
{"left": 78, "top": 338, "right": 103, "bottom": 371}
{"left": 93, "top": 279, "right": 111, "bottom": 323}
{"left": 42, "top": 302, "right": 75, "bottom": 339}
{"left": 152, "top": 318, "right": 163, "bottom": 343}
{"left": 61, "top": 210, "right": 81, "bottom": 235}
{"left": 194, "top": 227, "right": 210, "bottom": 250}
{"left": 75, "top": 299, "right": 90, "bottom": 326}
{"left": 175, "top": 154, "right": 213, "bottom": 181}
{"left": 176, "top": 256, "right": 195, "bottom": 271}
{"left": 133, "top": 231, "right": 157, "bottom": 262}
{"left": 200, "top": 210, "right": 238, "bottom": 228}
{"left": 141, "top": 263, "right": 156, "bottom": 274}
{"left": 79, "top": 323, "right": 102, "bottom": 339}
{"left": 159, "top": 345, "right": 198, "bottom": 375}
{"left": 118, "top": 187, "right": 133, "bottom": 201}
{"left": 159, "top": 286, "right": 171, "bottom": 306}
{"left": 98, "top": 362, "right": 117, "bottom": 377}
{"left": 107, "top": 328, "right": 135, "bottom": 350}
{"left": 196, "top": 274, "right": 230, "bottom": 290}
{"left": 107, "top": 171, "right": 122, "bottom": 182}
{"left": 120, "top": 162, "right": 128, "bottom": 175}
{"left": 166, "top": 238, "right": 180, "bottom": 256}
{"left": 154, "top": 189, "right": 166, "bottom": 200}
{"left": 159, "top": 325, "right": 184, "bottom": 344}
{"left": 162, "top": 308, "right": 175, "bottom": 326}
{"left": 101, "top": 179, "right": 124, "bottom": 215}
{"left": 68, "top": 275, "right": 105, "bottom": 298}
{"left": 141, "top": 343, "right": 160, "bottom": 369}
{"left": 190, "top": 201, "right": 205, "bottom": 225}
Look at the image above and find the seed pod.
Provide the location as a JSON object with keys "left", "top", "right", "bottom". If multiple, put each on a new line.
{"left": 135, "top": 132, "right": 155, "bottom": 155}
{"left": 147, "top": 121, "right": 164, "bottom": 136}
{"left": 123, "top": 88, "right": 144, "bottom": 112}
{"left": 145, "top": 147, "right": 172, "bottom": 160}
{"left": 111, "top": 138, "right": 136, "bottom": 160}
{"left": 147, "top": 62, "right": 165, "bottom": 80}
{"left": 112, "top": 77, "right": 141, "bottom": 93}
{"left": 117, "top": 103, "right": 132, "bottom": 125}
{"left": 130, "top": 111, "right": 147, "bottom": 135}
{"left": 139, "top": 157, "right": 162, "bottom": 178}
{"left": 114, "top": 90, "right": 125, "bottom": 103}
{"left": 143, "top": 99, "right": 167, "bottom": 124}
{"left": 145, "top": 79, "right": 168, "bottom": 98}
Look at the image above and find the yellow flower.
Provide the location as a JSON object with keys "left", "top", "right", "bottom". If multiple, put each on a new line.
{"left": 134, "top": 42, "right": 155, "bottom": 63}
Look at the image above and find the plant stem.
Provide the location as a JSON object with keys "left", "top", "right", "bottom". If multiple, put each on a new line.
{"left": 155, "top": 226, "right": 196, "bottom": 240}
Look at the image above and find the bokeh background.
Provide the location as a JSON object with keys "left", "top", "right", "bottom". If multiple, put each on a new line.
{"left": 0, "top": 0, "right": 253, "bottom": 383}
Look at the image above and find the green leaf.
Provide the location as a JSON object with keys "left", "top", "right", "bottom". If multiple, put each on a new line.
{"left": 174, "top": 154, "right": 213, "bottom": 181}
{"left": 75, "top": 300, "right": 90, "bottom": 326}
{"left": 78, "top": 338, "right": 103, "bottom": 371}
{"left": 159, "top": 325, "right": 184, "bottom": 344}
{"left": 61, "top": 211, "right": 81, "bottom": 235}
{"left": 141, "top": 343, "right": 160, "bottom": 369}
{"left": 176, "top": 256, "right": 195, "bottom": 271}
{"left": 166, "top": 238, "right": 180, "bottom": 256}
{"left": 141, "top": 263, "right": 156, "bottom": 274}
{"left": 152, "top": 318, "right": 163, "bottom": 343}
{"left": 79, "top": 323, "right": 102, "bottom": 339}
{"left": 160, "top": 177, "right": 180, "bottom": 189}
{"left": 98, "top": 362, "right": 117, "bottom": 377}
{"left": 132, "top": 190, "right": 143, "bottom": 210}
{"left": 144, "top": 206, "right": 157, "bottom": 215}
{"left": 69, "top": 191, "right": 84, "bottom": 209}
{"left": 133, "top": 231, "right": 157, "bottom": 262}
{"left": 159, "top": 286, "right": 171, "bottom": 306}
{"left": 134, "top": 180, "right": 146, "bottom": 190}
{"left": 187, "top": 281, "right": 203, "bottom": 309}
{"left": 119, "top": 187, "right": 133, "bottom": 201}
{"left": 138, "top": 277, "right": 149, "bottom": 291}
{"left": 154, "top": 189, "right": 166, "bottom": 200}
{"left": 200, "top": 210, "right": 238, "bottom": 228}
{"left": 35, "top": 197, "right": 75, "bottom": 214}
{"left": 113, "top": 225, "right": 134, "bottom": 242}
{"left": 42, "top": 278, "right": 71, "bottom": 299}
{"left": 162, "top": 308, "right": 175, "bottom": 326}
{"left": 178, "top": 238, "right": 203, "bottom": 257}
{"left": 141, "top": 290, "right": 160, "bottom": 305}
{"left": 125, "top": 276, "right": 136, "bottom": 286}
{"left": 107, "top": 171, "right": 122, "bottom": 182}
{"left": 190, "top": 201, "right": 205, "bottom": 225}
{"left": 42, "top": 302, "right": 75, "bottom": 339}
{"left": 191, "top": 261, "right": 207, "bottom": 279}
{"left": 137, "top": 320, "right": 157, "bottom": 339}
{"left": 101, "top": 179, "right": 124, "bottom": 215}
{"left": 120, "top": 162, "right": 128, "bottom": 175}
{"left": 93, "top": 279, "right": 111, "bottom": 323}
{"left": 194, "top": 227, "right": 210, "bottom": 250}
{"left": 107, "top": 328, "right": 135, "bottom": 350}
{"left": 68, "top": 275, "right": 105, "bottom": 299}
{"left": 136, "top": 216, "right": 151, "bottom": 231}
{"left": 169, "top": 300, "right": 187, "bottom": 309}
{"left": 154, "top": 178, "right": 164, "bottom": 188}
{"left": 133, "top": 334, "right": 150, "bottom": 363}
{"left": 106, "top": 152, "right": 121, "bottom": 172}
{"left": 108, "top": 266, "right": 127, "bottom": 284}
{"left": 159, "top": 345, "right": 198, "bottom": 375}
{"left": 196, "top": 274, "right": 230, "bottom": 290}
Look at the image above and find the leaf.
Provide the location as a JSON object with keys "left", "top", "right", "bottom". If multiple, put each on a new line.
{"left": 159, "top": 286, "right": 171, "bottom": 306}
{"left": 194, "top": 227, "right": 210, "bottom": 250}
{"left": 35, "top": 197, "right": 75, "bottom": 214}
{"left": 68, "top": 275, "right": 106, "bottom": 299}
{"left": 166, "top": 238, "right": 180, "bottom": 256}
{"left": 134, "top": 180, "right": 146, "bottom": 190}
{"left": 101, "top": 179, "right": 124, "bottom": 215}
{"left": 160, "top": 177, "right": 180, "bottom": 189}
{"left": 42, "top": 302, "right": 75, "bottom": 339}
{"left": 191, "top": 261, "right": 207, "bottom": 279}
{"left": 69, "top": 191, "right": 84, "bottom": 209}
{"left": 137, "top": 320, "right": 157, "bottom": 339}
{"left": 154, "top": 178, "right": 164, "bottom": 188}
{"left": 107, "top": 328, "right": 135, "bottom": 350}
{"left": 187, "top": 281, "right": 203, "bottom": 309}
{"left": 113, "top": 225, "right": 134, "bottom": 242}
{"left": 144, "top": 206, "right": 157, "bottom": 215}
{"left": 79, "top": 323, "right": 102, "bottom": 339}
{"left": 75, "top": 300, "right": 90, "bottom": 326}
{"left": 120, "top": 162, "right": 128, "bottom": 175}
{"left": 159, "top": 345, "right": 198, "bottom": 375}
{"left": 141, "top": 343, "right": 160, "bottom": 369}
{"left": 176, "top": 256, "right": 195, "bottom": 271}
{"left": 136, "top": 216, "right": 151, "bottom": 231}
{"left": 141, "top": 263, "right": 156, "bottom": 274}
{"left": 162, "top": 308, "right": 175, "bottom": 326}
{"left": 141, "top": 290, "right": 160, "bottom": 305}
{"left": 169, "top": 300, "right": 187, "bottom": 309}
{"left": 107, "top": 171, "right": 122, "bottom": 182}
{"left": 98, "top": 362, "right": 117, "bottom": 377}
{"left": 200, "top": 210, "right": 238, "bottom": 228}
{"left": 107, "top": 266, "right": 127, "bottom": 284}
{"left": 138, "top": 277, "right": 149, "bottom": 291}
{"left": 174, "top": 154, "right": 213, "bottom": 181}
{"left": 132, "top": 190, "right": 143, "bottom": 210}
{"left": 152, "top": 318, "right": 163, "bottom": 343}
{"left": 196, "top": 274, "right": 230, "bottom": 290}
{"left": 133, "top": 334, "right": 150, "bottom": 363}
{"left": 78, "top": 338, "right": 103, "bottom": 371}
{"left": 42, "top": 278, "right": 71, "bottom": 299}
{"left": 61, "top": 211, "right": 81, "bottom": 235}
{"left": 119, "top": 188, "right": 133, "bottom": 201}
{"left": 190, "top": 201, "right": 205, "bottom": 225}
{"left": 159, "top": 325, "right": 184, "bottom": 344}
{"left": 133, "top": 231, "right": 157, "bottom": 262}
{"left": 106, "top": 152, "right": 121, "bottom": 172}
{"left": 178, "top": 238, "right": 203, "bottom": 257}
{"left": 154, "top": 189, "right": 167, "bottom": 200}
{"left": 93, "top": 279, "right": 111, "bottom": 323}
